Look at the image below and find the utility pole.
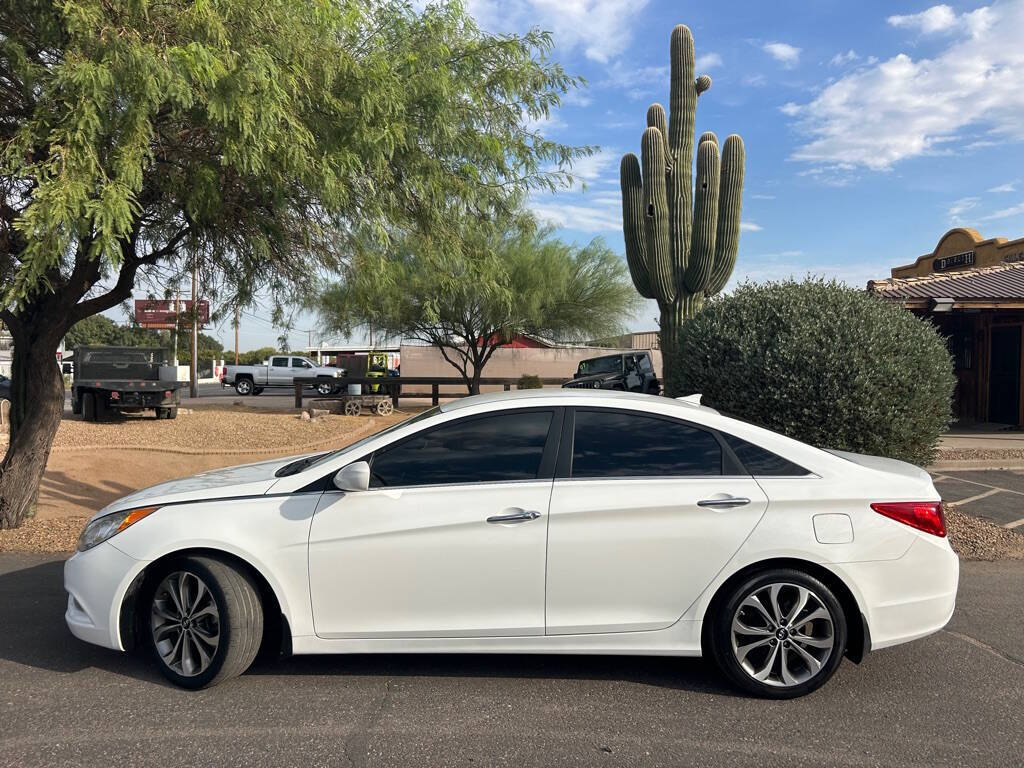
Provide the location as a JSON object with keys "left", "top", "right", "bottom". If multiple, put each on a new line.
{"left": 190, "top": 260, "right": 198, "bottom": 399}
{"left": 234, "top": 305, "right": 240, "bottom": 365}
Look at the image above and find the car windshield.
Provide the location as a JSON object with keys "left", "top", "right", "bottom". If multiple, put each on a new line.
{"left": 274, "top": 406, "right": 441, "bottom": 477}
{"left": 578, "top": 356, "right": 622, "bottom": 375}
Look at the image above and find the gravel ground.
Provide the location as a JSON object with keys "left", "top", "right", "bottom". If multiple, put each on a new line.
{"left": 944, "top": 505, "right": 1024, "bottom": 560}
{"left": 43, "top": 406, "right": 399, "bottom": 454}
{"left": 936, "top": 447, "right": 1024, "bottom": 462}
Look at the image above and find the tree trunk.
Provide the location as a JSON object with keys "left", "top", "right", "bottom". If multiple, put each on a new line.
{"left": 658, "top": 293, "right": 703, "bottom": 398}
{"left": 0, "top": 325, "right": 65, "bottom": 529}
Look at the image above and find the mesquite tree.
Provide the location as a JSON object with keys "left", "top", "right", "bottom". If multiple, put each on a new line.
{"left": 620, "top": 24, "right": 745, "bottom": 396}
{"left": 315, "top": 214, "right": 640, "bottom": 394}
{"left": 0, "top": 0, "right": 588, "bottom": 528}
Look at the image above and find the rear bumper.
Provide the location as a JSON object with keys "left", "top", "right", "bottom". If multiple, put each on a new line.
{"left": 838, "top": 535, "right": 959, "bottom": 651}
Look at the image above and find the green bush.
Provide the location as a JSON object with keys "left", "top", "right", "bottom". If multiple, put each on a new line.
{"left": 673, "top": 279, "right": 955, "bottom": 466}
{"left": 517, "top": 374, "right": 543, "bottom": 390}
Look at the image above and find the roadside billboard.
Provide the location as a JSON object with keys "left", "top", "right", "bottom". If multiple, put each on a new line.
{"left": 134, "top": 299, "right": 210, "bottom": 329}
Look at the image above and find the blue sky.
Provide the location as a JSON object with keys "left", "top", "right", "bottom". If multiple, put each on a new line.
{"left": 136, "top": 0, "right": 1024, "bottom": 351}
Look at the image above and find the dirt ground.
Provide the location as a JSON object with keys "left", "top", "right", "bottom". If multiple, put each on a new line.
{"left": 0, "top": 404, "right": 409, "bottom": 531}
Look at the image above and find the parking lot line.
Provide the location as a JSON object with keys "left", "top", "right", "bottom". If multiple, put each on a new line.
{"left": 1006, "top": 517, "right": 1024, "bottom": 530}
{"left": 955, "top": 488, "right": 1003, "bottom": 506}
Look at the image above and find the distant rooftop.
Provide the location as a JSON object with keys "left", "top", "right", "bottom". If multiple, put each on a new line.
{"left": 868, "top": 261, "right": 1024, "bottom": 303}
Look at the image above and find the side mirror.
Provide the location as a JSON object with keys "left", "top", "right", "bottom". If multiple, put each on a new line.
{"left": 333, "top": 461, "right": 370, "bottom": 492}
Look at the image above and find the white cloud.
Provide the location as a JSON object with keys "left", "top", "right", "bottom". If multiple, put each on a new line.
{"left": 740, "top": 221, "right": 763, "bottom": 232}
{"left": 561, "top": 90, "right": 593, "bottom": 108}
{"left": 531, "top": 196, "right": 622, "bottom": 232}
{"left": 948, "top": 196, "right": 981, "bottom": 221}
{"left": 830, "top": 50, "right": 859, "bottom": 67}
{"left": 887, "top": 4, "right": 994, "bottom": 36}
{"left": 567, "top": 149, "right": 620, "bottom": 183}
{"left": 785, "top": 0, "right": 1024, "bottom": 172}
{"left": 988, "top": 181, "right": 1017, "bottom": 193}
{"left": 982, "top": 201, "right": 1024, "bottom": 220}
{"left": 467, "top": 0, "right": 649, "bottom": 63}
{"left": 779, "top": 102, "right": 801, "bottom": 116}
{"left": 696, "top": 52, "right": 723, "bottom": 70}
{"left": 751, "top": 194, "right": 777, "bottom": 200}
{"left": 763, "top": 42, "right": 801, "bottom": 68}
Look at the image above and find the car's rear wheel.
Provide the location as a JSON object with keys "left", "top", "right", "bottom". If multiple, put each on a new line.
{"left": 709, "top": 569, "right": 846, "bottom": 698}
{"left": 146, "top": 556, "right": 263, "bottom": 689}
{"left": 316, "top": 380, "right": 335, "bottom": 396}
{"left": 234, "top": 378, "right": 253, "bottom": 396}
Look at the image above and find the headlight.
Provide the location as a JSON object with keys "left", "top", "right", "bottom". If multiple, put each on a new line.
{"left": 77, "top": 506, "right": 159, "bottom": 552}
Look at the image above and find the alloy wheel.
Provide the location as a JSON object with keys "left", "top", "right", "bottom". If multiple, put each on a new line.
{"left": 729, "top": 582, "right": 835, "bottom": 688}
{"left": 150, "top": 571, "right": 221, "bottom": 677}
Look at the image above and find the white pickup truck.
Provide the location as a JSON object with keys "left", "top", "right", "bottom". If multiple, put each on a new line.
{"left": 221, "top": 355, "right": 346, "bottom": 396}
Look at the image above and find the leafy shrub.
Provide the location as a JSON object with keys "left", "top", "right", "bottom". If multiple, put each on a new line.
{"left": 517, "top": 374, "right": 543, "bottom": 389}
{"left": 672, "top": 279, "right": 955, "bottom": 466}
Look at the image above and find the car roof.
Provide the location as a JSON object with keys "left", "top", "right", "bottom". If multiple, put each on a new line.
{"left": 439, "top": 388, "right": 716, "bottom": 415}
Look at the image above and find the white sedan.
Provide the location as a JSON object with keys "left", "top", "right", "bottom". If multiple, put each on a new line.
{"left": 65, "top": 389, "right": 958, "bottom": 697}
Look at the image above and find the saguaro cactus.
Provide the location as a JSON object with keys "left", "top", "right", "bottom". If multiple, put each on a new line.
{"left": 620, "top": 24, "right": 745, "bottom": 396}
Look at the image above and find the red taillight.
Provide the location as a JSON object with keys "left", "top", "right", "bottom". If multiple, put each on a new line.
{"left": 871, "top": 501, "right": 946, "bottom": 537}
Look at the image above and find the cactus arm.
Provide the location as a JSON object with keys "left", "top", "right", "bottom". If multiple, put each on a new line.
{"left": 684, "top": 134, "right": 721, "bottom": 293}
{"left": 668, "top": 25, "right": 697, "bottom": 277}
{"left": 646, "top": 104, "right": 668, "bottom": 149}
{"left": 641, "top": 126, "right": 674, "bottom": 305}
{"left": 619, "top": 153, "right": 654, "bottom": 300}
{"left": 705, "top": 134, "right": 745, "bottom": 296}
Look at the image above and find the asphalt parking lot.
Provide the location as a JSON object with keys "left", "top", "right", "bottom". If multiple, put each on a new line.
{"left": 1, "top": 554, "right": 1021, "bottom": 768}
{"left": 933, "top": 469, "right": 1024, "bottom": 532}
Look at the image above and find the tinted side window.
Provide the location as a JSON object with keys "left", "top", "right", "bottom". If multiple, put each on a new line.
{"left": 370, "top": 411, "right": 553, "bottom": 487}
{"left": 572, "top": 410, "right": 722, "bottom": 477}
{"left": 722, "top": 433, "right": 810, "bottom": 476}
{"left": 271, "top": 357, "right": 289, "bottom": 367}
{"left": 639, "top": 355, "right": 653, "bottom": 372}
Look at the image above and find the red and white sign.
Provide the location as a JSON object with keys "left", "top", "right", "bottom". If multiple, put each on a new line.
{"left": 134, "top": 299, "right": 209, "bottom": 329}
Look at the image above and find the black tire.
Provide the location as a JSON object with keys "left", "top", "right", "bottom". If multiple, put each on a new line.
{"left": 708, "top": 568, "right": 847, "bottom": 699}
{"left": 316, "top": 380, "right": 335, "bottom": 396}
{"left": 155, "top": 408, "right": 165, "bottom": 419}
{"left": 82, "top": 391, "right": 96, "bottom": 421}
{"left": 144, "top": 556, "right": 263, "bottom": 690}
{"left": 165, "top": 407, "right": 177, "bottom": 420}
{"left": 234, "top": 378, "right": 253, "bottom": 396}
{"left": 72, "top": 395, "right": 82, "bottom": 415}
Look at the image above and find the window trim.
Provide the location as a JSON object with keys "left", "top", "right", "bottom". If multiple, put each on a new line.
{"left": 556, "top": 406, "right": 746, "bottom": 480}
{"left": 355, "top": 406, "right": 564, "bottom": 490}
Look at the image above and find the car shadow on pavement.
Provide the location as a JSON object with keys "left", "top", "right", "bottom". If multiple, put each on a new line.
{"left": 0, "top": 558, "right": 161, "bottom": 683}
{"left": 248, "top": 652, "right": 739, "bottom": 696}
{"left": 0, "top": 556, "right": 737, "bottom": 696}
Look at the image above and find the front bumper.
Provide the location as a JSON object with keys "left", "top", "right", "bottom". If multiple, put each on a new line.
{"left": 64, "top": 542, "right": 149, "bottom": 651}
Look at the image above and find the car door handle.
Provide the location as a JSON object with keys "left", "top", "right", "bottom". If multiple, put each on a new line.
{"left": 486, "top": 510, "right": 541, "bottom": 524}
{"left": 697, "top": 496, "right": 751, "bottom": 509}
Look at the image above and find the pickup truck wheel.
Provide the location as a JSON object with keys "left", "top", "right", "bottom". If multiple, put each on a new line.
{"left": 71, "top": 395, "right": 82, "bottom": 415}
{"left": 234, "top": 379, "right": 253, "bottom": 396}
{"left": 316, "top": 380, "right": 335, "bottom": 396}
{"left": 165, "top": 407, "right": 178, "bottom": 420}
{"left": 82, "top": 392, "right": 96, "bottom": 421}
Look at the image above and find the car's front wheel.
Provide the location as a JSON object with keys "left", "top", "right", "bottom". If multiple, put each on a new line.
{"left": 146, "top": 556, "right": 263, "bottom": 689}
{"left": 709, "top": 569, "right": 846, "bottom": 698}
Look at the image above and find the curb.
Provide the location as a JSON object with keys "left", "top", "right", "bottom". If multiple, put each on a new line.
{"left": 928, "top": 461, "right": 1024, "bottom": 471}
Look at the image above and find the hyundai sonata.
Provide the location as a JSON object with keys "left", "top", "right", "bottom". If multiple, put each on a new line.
{"left": 65, "top": 389, "right": 958, "bottom": 697}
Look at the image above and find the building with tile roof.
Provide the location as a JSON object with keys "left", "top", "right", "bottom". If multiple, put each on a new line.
{"left": 869, "top": 228, "right": 1024, "bottom": 427}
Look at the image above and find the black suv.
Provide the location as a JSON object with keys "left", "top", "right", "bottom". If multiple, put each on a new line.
{"left": 563, "top": 351, "right": 661, "bottom": 394}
